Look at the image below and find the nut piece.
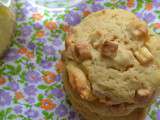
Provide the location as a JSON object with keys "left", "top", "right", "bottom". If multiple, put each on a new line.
{"left": 130, "top": 20, "right": 149, "bottom": 41}
{"left": 137, "top": 89, "right": 151, "bottom": 97}
{"left": 134, "top": 47, "right": 153, "bottom": 65}
{"left": 75, "top": 42, "right": 92, "bottom": 61}
{"left": 135, "top": 89, "right": 153, "bottom": 103}
{"left": 133, "top": 27, "right": 148, "bottom": 38}
{"left": 101, "top": 41, "right": 118, "bottom": 58}
{"left": 66, "top": 63, "right": 95, "bottom": 101}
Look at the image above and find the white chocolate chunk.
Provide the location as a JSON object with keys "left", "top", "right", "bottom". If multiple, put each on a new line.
{"left": 135, "top": 47, "right": 153, "bottom": 64}
{"left": 135, "top": 89, "right": 154, "bottom": 103}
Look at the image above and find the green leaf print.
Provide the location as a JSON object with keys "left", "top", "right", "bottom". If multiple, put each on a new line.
{"left": 0, "top": 110, "right": 5, "bottom": 120}
{"left": 7, "top": 114, "right": 17, "bottom": 120}
{"left": 6, "top": 108, "right": 12, "bottom": 113}
{"left": 15, "top": 65, "right": 22, "bottom": 74}
{"left": 19, "top": 71, "right": 27, "bottom": 84}
{"left": 132, "top": 0, "right": 144, "bottom": 13}
{"left": 37, "top": 84, "right": 48, "bottom": 90}
{"left": 38, "top": 94, "right": 44, "bottom": 100}
{"left": 1, "top": 64, "right": 22, "bottom": 76}
{"left": 145, "top": 0, "right": 152, "bottom": 3}
{"left": 62, "top": 118, "right": 67, "bottom": 120}
{"left": 15, "top": 2, "right": 23, "bottom": 9}
{"left": 34, "top": 102, "right": 41, "bottom": 107}
{"left": 46, "top": 56, "right": 57, "bottom": 62}
{"left": 15, "top": 57, "right": 29, "bottom": 64}
{"left": 86, "top": 0, "right": 94, "bottom": 4}
{"left": 17, "top": 115, "right": 31, "bottom": 120}
{"left": 13, "top": 97, "right": 19, "bottom": 104}
{"left": 116, "top": 1, "right": 126, "bottom": 7}
{"left": 104, "top": 2, "right": 114, "bottom": 7}
{"left": 43, "top": 111, "right": 54, "bottom": 120}
{"left": 42, "top": 110, "right": 49, "bottom": 117}
{"left": 2, "top": 86, "right": 11, "bottom": 90}
{"left": 24, "top": 104, "right": 32, "bottom": 108}
{"left": 149, "top": 110, "right": 156, "bottom": 120}
{"left": 0, "top": 108, "right": 12, "bottom": 120}
{"left": 36, "top": 46, "right": 43, "bottom": 64}
{"left": 42, "top": 111, "right": 54, "bottom": 120}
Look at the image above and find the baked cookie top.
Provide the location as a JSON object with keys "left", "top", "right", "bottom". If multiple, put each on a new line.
{"left": 0, "top": 4, "right": 16, "bottom": 57}
{"left": 63, "top": 9, "right": 160, "bottom": 111}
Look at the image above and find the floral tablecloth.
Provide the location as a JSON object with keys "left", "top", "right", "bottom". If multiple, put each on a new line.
{"left": 0, "top": 0, "right": 160, "bottom": 120}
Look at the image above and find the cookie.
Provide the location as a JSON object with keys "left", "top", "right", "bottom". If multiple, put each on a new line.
{"left": 62, "top": 9, "right": 160, "bottom": 119}
{"left": 64, "top": 72, "right": 148, "bottom": 120}
{"left": 0, "top": 4, "right": 16, "bottom": 57}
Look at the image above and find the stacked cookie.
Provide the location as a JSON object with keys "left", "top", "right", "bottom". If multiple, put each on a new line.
{"left": 0, "top": 4, "right": 16, "bottom": 57}
{"left": 62, "top": 9, "right": 160, "bottom": 120}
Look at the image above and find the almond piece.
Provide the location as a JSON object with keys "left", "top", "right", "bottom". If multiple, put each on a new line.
{"left": 101, "top": 41, "right": 118, "bottom": 58}
{"left": 75, "top": 42, "right": 92, "bottom": 61}
{"left": 132, "top": 27, "right": 149, "bottom": 41}
{"left": 135, "top": 89, "right": 153, "bottom": 103}
{"left": 66, "top": 63, "right": 95, "bottom": 101}
{"left": 137, "top": 89, "right": 151, "bottom": 97}
{"left": 134, "top": 47, "right": 153, "bottom": 65}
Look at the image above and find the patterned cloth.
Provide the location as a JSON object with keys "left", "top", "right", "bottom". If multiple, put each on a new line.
{"left": 0, "top": 0, "right": 160, "bottom": 120}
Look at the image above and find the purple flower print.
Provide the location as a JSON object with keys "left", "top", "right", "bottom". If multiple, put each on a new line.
{"left": 28, "top": 42, "right": 36, "bottom": 50}
{"left": 34, "top": 23, "right": 43, "bottom": 29}
{"left": 4, "top": 48, "right": 20, "bottom": 61}
{"left": 26, "top": 97, "right": 35, "bottom": 104}
{"left": 24, "top": 85, "right": 37, "bottom": 96}
{"left": 153, "top": 0, "right": 160, "bottom": 8}
{"left": 65, "top": 11, "right": 81, "bottom": 26}
{"left": 26, "top": 71, "right": 41, "bottom": 83}
{"left": 143, "top": 13, "right": 156, "bottom": 23}
{"left": 40, "top": 60, "right": 52, "bottom": 69}
{"left": 21, "top": 26, "right": 32, "bottom": 36}
{"left": 157, "top": 110, "right": 160, "bottom": 120}
{"left": 24, "top": 1, "right": 31, "bottom": 8}
{"left": 37, "top": 38, "right": 46, "bottom": 43}
{"left": 76, "top": 3, "right": 87, "bottom": 11}
{"left": 16, "top": 12, "right": 26, "bottom": 21}
{"left": 91, "top": 4, "right": 104, "bottom": 12}
{"left": 55, "top": 74, "right": 61, "bottom": 82}
{"left": 43, "top": 45, "right": 56, "bottom": 55}
{"left": 14, "top": 105, "right": 23, "bottom": 114}
{"left": 53, "top": 37, "right": 62, "bottom": 46}
{"left": 17, "top": 37, "right": 26, "bottom": 44}
{"left": 55, "top": 104, "right": 68, "bottom": 117}
{"left": 136, "top": 12, "right": 143, "bottom": 19}
{"left": 21, "top": 8, "right": 29, "bottom": 15}
{"left": 119, "top": 6, "right": 127, "bottom": 10}
{"left": 25, "top": 109, "right": 39, "bottom": 118}
{"left": 51, "top": 88, "right": 64, "bottom": 98}
{"left": 0, "top": 91, "right": 12, "bottom": 106}
{"left": 7, "top": 81, "right": 19, "bottom": 91}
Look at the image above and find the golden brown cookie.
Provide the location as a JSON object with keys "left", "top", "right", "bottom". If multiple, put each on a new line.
{"left": 0, "top": 4, "right": 16, "bottom": 57}
{"left": 62, "top": 9, "right": 160, "bottom": 119}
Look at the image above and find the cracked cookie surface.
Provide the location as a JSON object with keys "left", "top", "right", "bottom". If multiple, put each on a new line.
{"left": 62, "top": 9, "right": 160, "bottom": 119}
